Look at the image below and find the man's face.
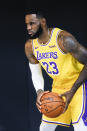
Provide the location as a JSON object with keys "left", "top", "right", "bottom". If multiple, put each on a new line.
{"left": 25, "top": 14, "right": 43, "bottom": 39}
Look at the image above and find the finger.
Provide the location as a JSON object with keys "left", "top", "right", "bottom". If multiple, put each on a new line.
{"left": 37, "top": 107, "right": 41, "bottom": 113}
{"left": 39, "top": 91, "right": 50, "bottom": 102}
{"left": 59, "top": 93, "right": 65, "bottom": 97}
{"left": 43, "top": 91, "right": 50, "bottom": 95}
{"left": 38, "top": 109, "right": 41, "bottom": 113}
{"left": 58, "top": 94, "right": 66, "bottom": 103}
{"left": 38, "top": 100, "right": 42, "bottom": 105}
{"left": 58, "top": 94, "right": 62, "bottom": 98}
{"left": 36, "top": 100, "right": 41, "bottom": 106}
{"left": 36, "top": 103, "right": 41, "bottom": 112}
{"left": 36, "top": 100, "right": 41, "bottom": 105}
{"left": 37, "top": 94, "right": 44, "bottom": 105}
{"left": 62, "top": 103, "right": 68, "bottom": 113}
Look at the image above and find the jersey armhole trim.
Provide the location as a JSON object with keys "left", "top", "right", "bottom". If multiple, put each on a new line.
{"left": 56, "top": 30, "right": 66, "bottom": 54}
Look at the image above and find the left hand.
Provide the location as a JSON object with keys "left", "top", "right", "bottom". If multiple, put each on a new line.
{"left": 60, "top": 90, "right": 75, "bottom": 113}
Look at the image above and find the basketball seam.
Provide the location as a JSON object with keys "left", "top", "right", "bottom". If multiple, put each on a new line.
{"left": 42, "top": 105, "right": 65, "bottom": 114}
{"left": 41, "top": 101, "right": 65, "bottom": 105}
{"left": 41, "top": 93, "right": 60, "bottom": 101}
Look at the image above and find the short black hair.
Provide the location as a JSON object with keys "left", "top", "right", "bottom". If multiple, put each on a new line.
{"left": 24, "top": 8, "right": 49, "bottom": 20}
{"left": 25, "top": 8, "right": 45, "bottom": 19}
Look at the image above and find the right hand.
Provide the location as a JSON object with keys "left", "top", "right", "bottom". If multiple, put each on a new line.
{"left": 36, "top": 90, "right": 50, "bottom": 112}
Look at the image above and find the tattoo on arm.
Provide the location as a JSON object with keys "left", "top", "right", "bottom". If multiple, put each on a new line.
{"left": 60, "top": 32, "right": 87, "bottom": 94}
{"left": 62, "top": 35, "right": 87, "bottom": 64}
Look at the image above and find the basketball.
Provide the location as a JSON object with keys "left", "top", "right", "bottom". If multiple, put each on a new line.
{"left": 40, "top": 92, "right": 65, "bottom": 118}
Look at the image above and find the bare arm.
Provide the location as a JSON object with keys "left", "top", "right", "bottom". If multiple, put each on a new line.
{"left": 59, "top": 31, "right": 87, "bottom": 91}
{"left": 58, "top": 31, "right": 87, "bottom": 110}
{"left": 25, "top": 39, "right": 39, "bottom": 64}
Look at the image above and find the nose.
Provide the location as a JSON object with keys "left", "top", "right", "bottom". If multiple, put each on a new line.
{"left": 27, "top": 24, "right": 32, "bottom": 30}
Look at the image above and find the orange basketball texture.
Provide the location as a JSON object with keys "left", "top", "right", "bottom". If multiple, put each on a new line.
{"left": 41, "top": 92, "right": 65, "bottom": 118}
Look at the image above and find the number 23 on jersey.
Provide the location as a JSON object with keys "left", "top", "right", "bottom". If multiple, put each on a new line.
{"left": 42, "top": 62, "right": 59, "bottom": 75}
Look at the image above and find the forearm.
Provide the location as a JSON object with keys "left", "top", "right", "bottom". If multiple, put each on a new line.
{"left": 71, "top": 63, "right": 87, "bottom": 93}
{"left": 29, "top": 63, "right": 44, "bottom": 94}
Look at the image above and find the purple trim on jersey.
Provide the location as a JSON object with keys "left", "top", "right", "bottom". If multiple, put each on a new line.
{"left": 82, "top": 80, "right": 87, "bottom": 126}
{"left": 72, "top": 84, "right": 85, "bottom": 125}
{"left": 56, "top": 30, "right": 65, "bottom": 54}
{"left": 42, "top": 119, "right": 70, "bottom": 127}
{"left": 37, "top": 28, "right": 55, "bottom": 46}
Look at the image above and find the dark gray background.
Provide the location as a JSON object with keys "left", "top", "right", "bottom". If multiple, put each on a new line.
{"left": 0, "top": 0, "right": 87, "bottom": 131}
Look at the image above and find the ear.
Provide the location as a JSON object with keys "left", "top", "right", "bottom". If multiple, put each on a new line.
{"left": 40, "top": 18, "right": 46, "bottom": 26}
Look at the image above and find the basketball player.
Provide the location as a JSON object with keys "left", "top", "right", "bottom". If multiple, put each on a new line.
{"left": 25, "top": 10, "right": 87, "bottom": 131}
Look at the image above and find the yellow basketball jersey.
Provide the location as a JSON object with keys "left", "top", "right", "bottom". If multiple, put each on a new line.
{"left": 32, "top": 28, "right": 84, "bottom": 92}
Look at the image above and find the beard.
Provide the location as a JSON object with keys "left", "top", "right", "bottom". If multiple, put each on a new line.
{"left": 28, "top": 24, "right": 43, "bottom": 39}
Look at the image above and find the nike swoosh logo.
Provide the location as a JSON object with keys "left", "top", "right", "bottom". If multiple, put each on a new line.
{"left": 35, "top": 47, "right": 39, "bottom": 49}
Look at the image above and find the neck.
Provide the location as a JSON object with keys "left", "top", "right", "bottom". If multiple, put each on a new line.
{"left": 38, "top": 27, "right": 50, "bottom": 44}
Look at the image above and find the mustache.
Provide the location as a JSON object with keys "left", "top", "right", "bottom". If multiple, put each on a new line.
{"left": 27, "top": 25, "right": 43, "bottom": 39}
